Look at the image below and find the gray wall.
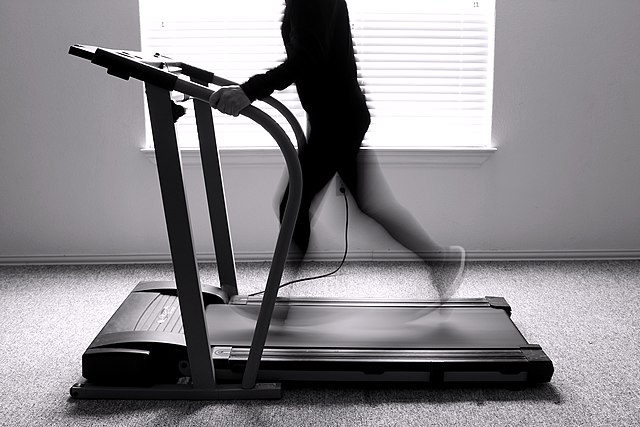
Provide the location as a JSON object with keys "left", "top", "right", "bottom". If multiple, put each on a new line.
{"left": 1, "top": 0, "right": 639, "bottom": 263}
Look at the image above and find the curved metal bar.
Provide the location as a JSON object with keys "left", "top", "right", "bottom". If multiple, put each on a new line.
{"left": 208, "top": 75, "right": 307, "bottom": 151}
{"left": 174, "top": 77, "right": 303, "bottom": 390}
{"left": 237, "top": 107, "right": 302, "bottom": 389}
{"left": 261, "top": 97, "right": 307, "bottom": 151}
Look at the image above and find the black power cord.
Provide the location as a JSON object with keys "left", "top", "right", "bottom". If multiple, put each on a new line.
{"left": 249, "top": 186, "right": 349, "bottom": 297}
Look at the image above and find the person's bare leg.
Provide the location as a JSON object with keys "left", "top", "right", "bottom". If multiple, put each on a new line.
{"left": 341, "top": 151, "right": 466, "bottom": 300}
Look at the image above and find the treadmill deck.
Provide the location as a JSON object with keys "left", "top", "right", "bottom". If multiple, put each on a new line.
{"left": 207, "top": 303, "right": 528, "bottom": 349}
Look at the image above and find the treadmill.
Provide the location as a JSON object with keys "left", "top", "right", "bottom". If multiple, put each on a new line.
{"left": 68, "top": 45, "right": 554, "bottom": 400}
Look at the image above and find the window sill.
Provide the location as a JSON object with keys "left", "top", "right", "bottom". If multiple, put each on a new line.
{"left": 141, "top": 146, "right": 497, "bottom": 167}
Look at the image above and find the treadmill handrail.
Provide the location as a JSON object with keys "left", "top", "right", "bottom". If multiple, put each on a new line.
{"left": 69, "top": 44, "right": 303, "bottom": 391}
{"left": 180, "top": 63, "right": 306, "bottom": 151}
{"left": 69, "top": 45, "right": 306, "bottom": 150}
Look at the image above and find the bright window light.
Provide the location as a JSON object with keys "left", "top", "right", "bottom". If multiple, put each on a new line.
{"left": 140, "top": 0, "right": 495, "bottom": 149}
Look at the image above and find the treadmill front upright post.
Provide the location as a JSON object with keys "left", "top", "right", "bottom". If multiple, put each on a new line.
{"left": 145, "top": 83, "right": 216, "bottom": 389}
{"left": 192, "top": 76, "right": 239, "bottom": 298}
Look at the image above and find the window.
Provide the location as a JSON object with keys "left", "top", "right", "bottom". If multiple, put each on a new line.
{"left": 140, "top": 0, "right": 495, "bottom": 150}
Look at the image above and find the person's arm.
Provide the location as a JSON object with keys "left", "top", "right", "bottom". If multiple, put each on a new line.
{"left": 240, "top": 0, "right": 336, "bottom": 101}
{"left": 211, "top": 0, "right": 336, "bottom": 115}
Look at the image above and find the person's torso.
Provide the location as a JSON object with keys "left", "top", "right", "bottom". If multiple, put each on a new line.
{"left": 282, "top": 0, "right": 367, "bottom": 116}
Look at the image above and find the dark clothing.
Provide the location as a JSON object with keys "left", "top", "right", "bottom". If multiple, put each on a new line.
{"left": 240, "top": 0, "right": 368, "bottom": 118}
{"left": 241, "top": 0, "right": 371, "bottom": 255}
{"left": 280, "top": 107, "right": 370, "bottom": 254}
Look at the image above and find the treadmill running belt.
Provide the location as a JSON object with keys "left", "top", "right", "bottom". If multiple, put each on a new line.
{"left": 207, "top": 305, "right": 528, "bottom": 349}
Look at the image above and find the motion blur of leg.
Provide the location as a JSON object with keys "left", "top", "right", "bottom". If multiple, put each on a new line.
{"left": 279, "top": 108, "right": 465, "bottom": 300}
{"left": 341, "top": 151, "right": 465, "bottom": 300}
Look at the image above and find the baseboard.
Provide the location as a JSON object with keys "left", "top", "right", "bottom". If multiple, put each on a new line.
{"left": 1, "top": 249, "right": 639, "bottom": 265}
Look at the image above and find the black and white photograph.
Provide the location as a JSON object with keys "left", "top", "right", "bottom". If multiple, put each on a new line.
{"left": 0, "top": 0, "right": 638, "bottom": 425}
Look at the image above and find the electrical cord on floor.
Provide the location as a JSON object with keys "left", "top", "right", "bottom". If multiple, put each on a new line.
{"left": 248, "top": 186, "right": 349, "bottom": 297}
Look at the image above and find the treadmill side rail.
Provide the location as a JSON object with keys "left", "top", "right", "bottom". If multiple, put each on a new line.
{"left": 521, "top": 345, "right": 555, "bottom": 383}
{"left": 213, "top": 346, "right": 554, "bottom": 385}
{"left": 234, "top": 295, "right": 505, "bottom": 308}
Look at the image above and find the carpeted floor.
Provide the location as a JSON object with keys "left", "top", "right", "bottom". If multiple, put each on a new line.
{"left": 0, "top": 260, "right": 638, "bottom": 426}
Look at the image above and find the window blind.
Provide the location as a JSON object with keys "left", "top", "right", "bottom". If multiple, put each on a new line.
{"left": 140, "top": 0, "right": 495, "bottom": 149}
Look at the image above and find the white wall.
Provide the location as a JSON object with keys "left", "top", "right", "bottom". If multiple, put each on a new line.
{"left": 1, "top": 0, "right": 639, "bottom": 263}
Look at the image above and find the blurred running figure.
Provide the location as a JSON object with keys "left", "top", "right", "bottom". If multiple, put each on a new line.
{"left": 210, "top": 0, "right": 465, "bottom": 299}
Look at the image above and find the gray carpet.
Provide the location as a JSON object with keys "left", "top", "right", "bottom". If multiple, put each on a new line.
{"left": 0, "top": 260, "right": 638, "bottom": 426}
